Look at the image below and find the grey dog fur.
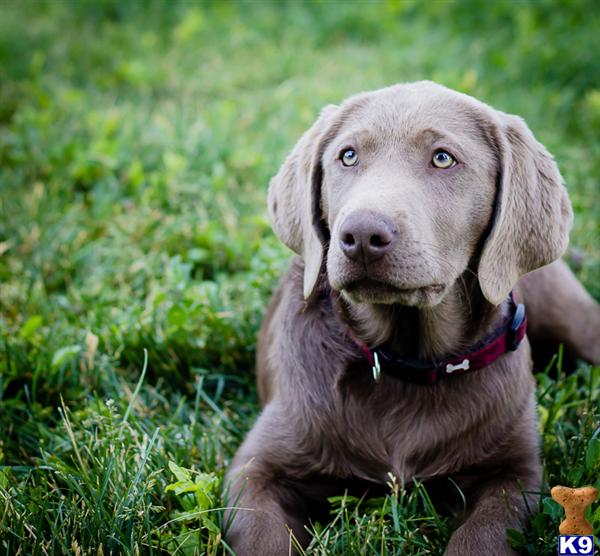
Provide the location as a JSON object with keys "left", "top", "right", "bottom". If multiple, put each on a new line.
{"left": 224, "top": 82, "right": 600, "bottom": 555}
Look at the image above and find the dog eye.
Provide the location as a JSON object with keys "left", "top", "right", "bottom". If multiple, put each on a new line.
{"left": 432, "top": 149, "right": 456, "bottom": 169}
{"left": 340, "top": 148, "right": 359, "bottom": 167}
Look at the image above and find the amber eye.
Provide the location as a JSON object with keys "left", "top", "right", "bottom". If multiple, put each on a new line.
{"left": 432, "top": 149, "right": 456, "bottom": 169}
{"left": 340, "top": 148, "right": 359, "bottom": 167}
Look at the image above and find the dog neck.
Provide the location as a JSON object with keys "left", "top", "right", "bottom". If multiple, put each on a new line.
{"left": 337, "top": 278, "right": 505, "bottom": 362}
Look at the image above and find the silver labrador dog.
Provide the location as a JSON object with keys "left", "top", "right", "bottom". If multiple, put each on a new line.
{"left": 225, "top": 81, "right": 600, "bottom": 555}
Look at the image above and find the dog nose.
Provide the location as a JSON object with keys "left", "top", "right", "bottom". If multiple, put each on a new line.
{"left": 339, "top": 211, "right": 397, "bottom": 263}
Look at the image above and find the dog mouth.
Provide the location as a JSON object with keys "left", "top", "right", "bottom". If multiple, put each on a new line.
{"left": 342, "top": 278, "right": 446, "bottom": 304}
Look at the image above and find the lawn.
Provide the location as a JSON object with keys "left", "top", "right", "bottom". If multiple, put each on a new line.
{"left": 0, "top": 1, "right": 598, "bottom": 554}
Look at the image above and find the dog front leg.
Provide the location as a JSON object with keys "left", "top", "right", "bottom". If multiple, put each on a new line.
{"left": 444, "top": 478, "right": 536, "bottom": 556}
{"left": 224, "top": 472, "right": 306, "bottom": 556}
{"left": 224, "top": 406, "right": 311, "bottom": 556}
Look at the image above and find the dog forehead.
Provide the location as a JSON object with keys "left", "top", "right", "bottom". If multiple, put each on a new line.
{"left": 337, "top": 82, "right": 492, "bottom": 143}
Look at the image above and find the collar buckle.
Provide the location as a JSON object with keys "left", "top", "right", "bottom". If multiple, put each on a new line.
{"left": 508, "top": 303, "right": 526, "bottom": 351}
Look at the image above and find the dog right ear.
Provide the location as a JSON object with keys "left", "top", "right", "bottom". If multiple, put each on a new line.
{"left": 267, "top": 105, "right": 339, "bottom": 299}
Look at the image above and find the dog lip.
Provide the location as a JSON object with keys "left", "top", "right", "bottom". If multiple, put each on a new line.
{"left": 344, "top": 278, "right": 445, "bottom": 295}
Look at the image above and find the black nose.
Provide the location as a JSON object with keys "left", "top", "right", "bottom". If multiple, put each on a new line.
{"left": 339, "top": 211, "right": 397, "bottom": 263}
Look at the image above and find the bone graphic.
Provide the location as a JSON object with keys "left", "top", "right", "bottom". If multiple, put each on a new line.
{"left": 550, "top": 485, "right": 598, "bottom": 536}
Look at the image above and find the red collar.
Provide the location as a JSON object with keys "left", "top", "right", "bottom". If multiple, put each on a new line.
{"left": 347, "top": 293, "right": 527, "bottom": 385}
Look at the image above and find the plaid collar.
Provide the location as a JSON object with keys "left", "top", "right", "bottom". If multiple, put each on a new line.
{"left": 346, "top": 293, "right": 527, "bottom": 385}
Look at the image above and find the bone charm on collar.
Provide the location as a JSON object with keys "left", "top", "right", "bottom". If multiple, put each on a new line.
{"left": 445, "top": 359, "right": 470, "bottom": 374}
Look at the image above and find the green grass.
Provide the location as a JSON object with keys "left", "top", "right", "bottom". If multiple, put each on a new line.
{"left": 0, "top": 1, "right": 598, "bottom": 554}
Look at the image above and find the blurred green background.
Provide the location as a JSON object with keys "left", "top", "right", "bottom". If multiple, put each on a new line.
{"left": 0, "top": 1, "right": 598, "bottom": 554}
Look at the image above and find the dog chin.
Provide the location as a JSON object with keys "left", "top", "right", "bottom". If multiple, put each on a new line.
{"left": 339, "top": 278, "right": 447, "bottom": 307}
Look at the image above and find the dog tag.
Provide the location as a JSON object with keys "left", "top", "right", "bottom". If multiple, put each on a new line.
{"left": 372, "top": 351, "right": 381, "bottom": 382}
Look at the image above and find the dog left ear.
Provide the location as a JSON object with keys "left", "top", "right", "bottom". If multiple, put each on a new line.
{"left": 478, "top": 114, "right": 573, "bottom": 305}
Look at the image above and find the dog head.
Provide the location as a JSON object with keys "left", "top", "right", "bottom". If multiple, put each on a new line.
{"left": 268, "top": 81, "right": 572, "bottom": 307}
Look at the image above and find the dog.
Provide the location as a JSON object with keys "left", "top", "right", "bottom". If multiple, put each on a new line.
{"left": 224, "top": 81, "right": 600, "bottom": 555}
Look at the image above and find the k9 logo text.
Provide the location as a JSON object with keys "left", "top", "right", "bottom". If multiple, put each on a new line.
{"left": 558, "top": 535, "right": 594, "bottom": 555}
